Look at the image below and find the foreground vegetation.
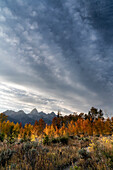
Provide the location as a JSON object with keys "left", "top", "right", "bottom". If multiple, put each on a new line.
{"left": 0, "top": 136, "right": 113, "bottom": 169}
{"left": 0, "top": 107, "right": 113, "bottom": 169}
{"left": 0, "top": 137, "right": 81, "bottom": 169}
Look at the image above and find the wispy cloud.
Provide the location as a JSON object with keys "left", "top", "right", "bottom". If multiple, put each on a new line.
{"left": 0, "top": 0, "right": 113, "bottom": 115}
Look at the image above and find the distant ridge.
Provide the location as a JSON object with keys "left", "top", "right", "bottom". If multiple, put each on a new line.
{"left": 3, "top": 108, "right": 57, "bottom": 126}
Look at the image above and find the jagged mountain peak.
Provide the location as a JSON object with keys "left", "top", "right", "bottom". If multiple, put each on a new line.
{"left": 49, "top": 112, "right": 56, "bottom": 116}
{"left": 30, "top": 108, "right": 38, "bottom": 114}
{"left": 18, "top": 110, "right": 25, "bottom": 113}
{"left": 3, "top": 109, "right": 57, "bottom": 125}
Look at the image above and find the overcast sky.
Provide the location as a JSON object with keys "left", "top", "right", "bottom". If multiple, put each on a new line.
{"left": 0, "top": 0, "right": 113, "bottom": 115}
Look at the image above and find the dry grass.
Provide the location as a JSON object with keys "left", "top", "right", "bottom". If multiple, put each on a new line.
{"left": 0, "top": 137, "right": 83, "bottom": 170}
{"left": 1, "top": 136, "right": 113, "bottom": 170}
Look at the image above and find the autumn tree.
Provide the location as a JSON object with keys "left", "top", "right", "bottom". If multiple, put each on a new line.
{"left": 36, "top": 119, "right": 46, "bottom": 135}
{"left": 93, "top": 118, "right": 104, "bottom": 135}
{"left": 24, "top": 123, "right": 33, "bottom": 140}
{"left": 67, "top": 120, "right": 76, "bottom": 136}
{"left": 88, "top": 107, "right": 104, "bottom": 122}
{"left": 104, "top": 118, "right": 112, "bottom": 135}
{"left": 0, "top": 113, "right": 8, "bottom": 132}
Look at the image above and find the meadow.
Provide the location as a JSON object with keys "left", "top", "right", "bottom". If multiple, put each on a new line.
{"left": 0, "top": 135, "right": 113, "bottom": 169}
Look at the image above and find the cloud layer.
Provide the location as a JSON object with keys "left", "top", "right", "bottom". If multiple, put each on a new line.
{"left": 0, "top": 0, "right": 113, "bottom": 115}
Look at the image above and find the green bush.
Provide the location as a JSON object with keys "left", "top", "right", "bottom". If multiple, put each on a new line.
{"left": 51, "top": 138, "right": 59, "bottom": 143}
{"left": 20, "top": 138, "right": 24, "bottom": 143}
{"left": 0, "top": 149, "right": 14, "bottom": 167}
{"left": 0, "top": 133, "right": 5, "bottom": 142}
{"left": 60, "top": 137, "right": 68, "bottom": 145}
{"left": 78, "top": 149, "right": 90, "bottom": 159}
{"left": 28, "top": 149, "right": 38, "bottom": 169}
{"left": 43, "top": 135, "right": 49, "bottom": 145}
{"left": 32, "top": 141, "right": 38, "bottom": 148}
{"left": 23, "top": 142, "right": 32, "bottom": 151}
{"left": 69, "top": 135, "right": 74, "bottom": 139}
{"left": 70, "top": 164, "right": 81, "bottom": 170}
{"left": 83, "top": 137, "right": 89, "bottom": 142}
{"left": 7, "top": 136, "right": 15, "bottom": 144}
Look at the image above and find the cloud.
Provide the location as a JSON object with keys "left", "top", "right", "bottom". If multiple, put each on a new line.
{"left": 0, "top": 0, "right": 113, "bottom": 115}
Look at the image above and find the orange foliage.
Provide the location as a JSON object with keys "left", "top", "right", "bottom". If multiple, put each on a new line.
{"left": 0, "top": 109, "right": 113, "bottom": 141}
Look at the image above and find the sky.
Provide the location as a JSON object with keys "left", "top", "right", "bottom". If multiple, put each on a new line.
{"left": 0, "top": 0, "right": 113, "bottom": 115}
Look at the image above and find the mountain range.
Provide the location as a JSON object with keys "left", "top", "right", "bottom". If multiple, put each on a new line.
{"left": 3, "top": 108, "right": 57, "bottom": 126}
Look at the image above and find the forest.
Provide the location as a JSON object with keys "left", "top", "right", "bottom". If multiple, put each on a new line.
{"left": 0, "top": 107, "right": 113, "bottom": 170}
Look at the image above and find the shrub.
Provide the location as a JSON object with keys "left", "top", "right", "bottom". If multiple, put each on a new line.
{"left": 11, "top": 163, "right": 16, "bottom": 169}
{"left": 69, "top": 135, "right": 74, "bottom": 139}
{"left": 83, "top": 137, "right": 89, "bottom": 142}
{"left": 0, "top": 149, "right": 14, "bottom": 167}
{"left": 32, "top": 141, "right": 38, "bottom": 148}
{"left": 20, "top": 138, "right": 24, "bottom": 143}
{"left": 28, "top": 149, "right": 38, "bottom": 169}
{"left": 23, "top": 142, "right": 32, "bottom": 151}
{"left": 70, "top": 164, "right": 81, "bottom": 170}
{"left": 51, "top": 138, "right": 59, "bottom": 143}
{"left": 0, "top": 133, "right": 5, "bottom": 142}
{"left": 78, "top": 149, "right": 90, "bottom": 160}
{"left": 60, "top": 137, "right": 68, "bottom": 145}
{"left": 7, "top": 136, "right": 15, "bottom": 144}
{"left": 43, "top": 135, "right": 49, "bottom": 145}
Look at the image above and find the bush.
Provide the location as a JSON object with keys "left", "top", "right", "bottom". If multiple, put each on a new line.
{"left": 11, "top": 163, "right": 16, "bottom": 169}
{"left": 28, "top": 149, "right": 38, "bottom": 169}
{"left": 78, "top": 149, "right": 90, "bottom": 160}
{"left": 51, "top": 138, "right": 59, "bottom": 143}
{"left": 0, "top": 149, "right": 14, "bottom": 167}
{"left": 60, "top": 137, "right": 68, "bottom": 145}
{"left": 20, "top": 138, "right": 24, "bottom": 143}
{"left": 23, "top": 142, "right": 32, "bottom": 151}
{"left": 32, "top": 141, "right": 38, "bottom": 148}
{"left": 70, "top": 164, "right": 81, "bottom": 170}
{"left": 0, "top": 133, "right": 5, "bottom": 142}
{"left": 43, "top": 135, "right": 49, "bottom": 145}
{"left": 83, "top": 137, "right": 89, "bottom": 142}
{"left": 7, "top": 136, "right": 15, "bottom": 144}
{"left": 69, "top": 135, "right": 74, "bottom": 139}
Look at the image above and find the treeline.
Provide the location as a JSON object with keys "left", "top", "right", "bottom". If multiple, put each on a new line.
{"left": 0, "top": 107, "right": 113, "bottom": 143}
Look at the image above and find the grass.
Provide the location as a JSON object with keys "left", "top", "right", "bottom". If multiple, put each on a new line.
{"left": 0, "top": 135, "right": 113, "bottom": 169}
{"left": 0, "top": 136, "right": 81, "bottom": 170}
{"left": 71, "top": 136, "right": 113, "bottom": 170}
